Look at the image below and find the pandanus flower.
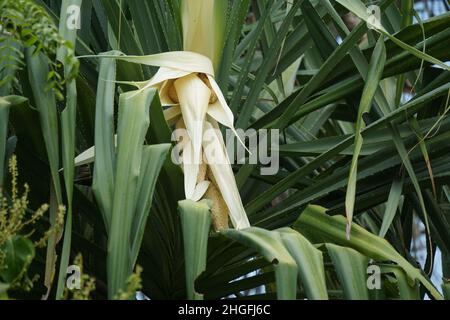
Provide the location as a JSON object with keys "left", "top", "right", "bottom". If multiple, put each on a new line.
{"left": 76, "top": 0, "right": 250, "bottom": 231}
{"left": 74, "top": 55, "right": 251, "bottom": 231}
{"left": 115, "top": 52, "right": 250, "bottom": 230}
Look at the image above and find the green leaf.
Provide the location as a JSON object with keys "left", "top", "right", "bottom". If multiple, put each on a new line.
{"left": 0, "top": 236, "right": 35, "bottom": 285}
{"left": 25, "top": 49, "right": 62, "bottom": 203}
{"left": 443, "top": 281, "right": 450, "bottom": 300}
{"left": 107, "top": 87, "right": 155, "bottom": 298}
{"left": 0, "top": 96, "right": 22, "bottom": 186}
{"left": 326, "top": 243, "right": 369, "bottom": 300}
{"left": 346, "top": 35, "right": 386, "bottom": 237}
{"left": 278, "top": 228, "right": 328, "bottom": 300}
{"left": 26, "top": 48, "right": 63, "bottom": 296}
{"left": 131, "top": 143, "right": 171, "bottom": 266}
{"left": 221, "top": 227, "right": 298, "bottom": 300}
{"left": 379, "top": 174, "right": 404, "bottom": 238}
{"left": 179, "top": 199, "right": 211, "bottom": 300}
{"left": 56, "top": 0, "right": 83, "bottom": 300}
{"left": 381, "top": 265, "right": 419, "bottom": 300}
{"left": 92, "top": 51, "right": 120, "bottom": 231}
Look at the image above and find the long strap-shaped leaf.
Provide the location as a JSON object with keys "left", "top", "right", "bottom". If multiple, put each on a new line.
{"left": 55, "top": 0, "right": 83, "bottom": 300}
{"left": 179, "top": 199, "right": 211, "bottom": 300}
{"left": 130, "top": 144, "right": 171, "bottom": 266}
{"left": 26, "top": 49, "right": 63, "bottom": 298}
{"left": 379, "top": 174, "right": 404, "bottom": 238}
{"left": 0, "top": 96, "right": 27, "bottom": 187}
{"left": 92, "top": 51, "right": 119, "bottom": 231}
{"left": 0, "top": 97, "right": 11, "bottom": 187}
{"left": 345, "top": 36, "right": 386, "bottom": 238}
{"left": 107, "top": 88, "right": 155, "bottom": 298}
